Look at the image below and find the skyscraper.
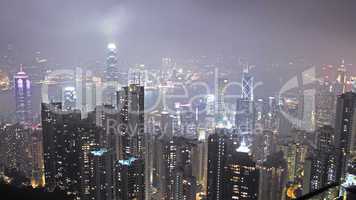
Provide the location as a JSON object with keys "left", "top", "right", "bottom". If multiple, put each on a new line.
{"left": 235, "top": 98, "right": 255, "bottom": 134}
{"left": 167, "top": 137, "right": 198, "bottom": 200}
{"left": 224, "top": 149, "right": 259, "bottom": 200}
{"left": 41, "top": 103, "right": 100, "bottom": 199}
{"left": 335, "top": 92, "right": 356, "bottom": 181}
{"left": 78, "top": 116, "right": 102, "bottom": 200}
{"left": 104, "top": 43, "right": 119, "bottom": 82}
{"left": 117, "top": 84, "right": 145, "bottom": 159}
{"left": 267, "top": 96, "right": 279, "bottom": 129}
{"left": 258, "top": 151, "right": 287, "bottom": 200}
{"left": 192, "top": 138, "right": 208, "bottom": 194}
{"left": 241, "top": 65, "right": 254, "bottom": 102}
{"left": 30, "top": 125, "right": 45, "bottom": 188}
{"left": 155, "top": 134, "right": 170, "bottom": 199}
{"left": 207, "top": 127, "right": 259, "bottom": 200}
{"left": 115, "top": 157, "right": 145, "bottom": 200}
{"left": 171, "top": 167, "right": 197, "bottom": 200}
{"left": 103, "top": 43, "right": 119, "bottom": 106}
{"left": 88, "top": 149, "right": 115, "bottom": 200}
{"left": 315, "top": 126, "right": 337, "bottom": 185}
{"left": 117, "top": 84, "right": 146, "bottom": 199}
{"left": 91, "top": 105, "right": 121, "bottom": 160}
{"left": 277, "top": 129, "right": 310, "bottom": 198}
{"left": 303, "top": 126, "right": 337, "bottom": 195}
{"left": 215, "top": 78, "right": 228, "bottom": 125}
{"left": 0, "top": 123, "right": 32, "bottom": 178}
{"left": 334, "top": 60, "right": 347, "bottom": 96}
{"left": 315, "top": 82, "right": 336, "bottom": 128}
{"left": 41, "top": 103, "right": 82, "bottom": 197}
{"left": 14, "top": 67, "right": 32, "bottom": 124}
{"left": 207, "top": 128, "right": 228, "bottom": 200}
{"left": 236, "top": 65, "right": 255, "bottom": 135}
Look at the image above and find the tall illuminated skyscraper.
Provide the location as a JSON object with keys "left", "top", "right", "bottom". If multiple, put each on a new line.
{"left": 265, "top": 96, "right": 279, "bottom": 130}
{"left": 241, "top": 65, "right": 254, "bottom": 101}
{"left": 334, "top": 60, "right": 347, "bottom": 96}
{"left": 30, "top": 125, "right": 45, "bottom": 188}
{"left": 207, "top": 128, "right": 259, "bottom": 200}
{"left": 41, "top": 103, "right": 82, "bottom": 197}
{"left": 315, "top": 82, "right": 336, "bottom": 128}
{"left": 236, "top": 65, "right": 255, "bottom": 134}
{"left": 116, "top": 84, "right": 146, "bottom": 199}
{"left": 305, "top": 126, "right": 336, "bottom": 193}
{"left": 225, "top": 148, "right": 259, "bottom": 200}
{"left": 117, "top": 84, "right": 145, "bottom": 159}
{"left": 335, "top": 92, "right": 356, "bottom": 181}
{"left": 104, "top": 43, "right": 119, "bottom": 82}
{"left": 88, "top": 149, "right": 115, "bottom": 200}
{"left": 14, "top": 66, "right": 32, "bottom": 124}
{"left": 115, "top": 157, "right": 145, "bottom": 200}
{"left": 258, "top": 151, "right": 287, "bottom": 200}
{"left": 0, "top": 123, "right": 32, "bottom": 178}
{"left": 41, "top": 102, "right": 100, "bottom": 199}
{"left": 171, "top": 167, "right": 197, "bottom": 200}
{"left": 207, "top": 128, "right": 228, "bottom": 200}
{"left": 103, "top": 43, "right": 119, "bottom": 106}
{"left": 215, "top": 78, "right": 228, "bottom": 125}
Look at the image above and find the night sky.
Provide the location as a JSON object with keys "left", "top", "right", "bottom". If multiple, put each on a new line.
{"left": 0, "top": 0, "right": 355, "bottom": 66}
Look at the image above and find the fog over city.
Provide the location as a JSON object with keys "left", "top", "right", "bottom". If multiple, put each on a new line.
{"left": 1, "top": 0, "right": 356, "bottom": 65}
{"left": 1, "top": 1, "right": 356, "bottom": 200}
{"left": 1, "top": 0, "right": 356, "bottom": 112}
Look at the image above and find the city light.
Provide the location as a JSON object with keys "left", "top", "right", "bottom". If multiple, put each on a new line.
{"left": 0, "top": 1, "right": 356, "bottom": 200}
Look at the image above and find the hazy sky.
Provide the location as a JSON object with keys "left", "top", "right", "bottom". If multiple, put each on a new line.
{"left": 0, "top": 0, "right": 356, "bottom": 65}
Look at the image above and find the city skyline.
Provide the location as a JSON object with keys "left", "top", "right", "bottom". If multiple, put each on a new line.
{"left": 1, "top": 1, "right": 356, "bottom": 200}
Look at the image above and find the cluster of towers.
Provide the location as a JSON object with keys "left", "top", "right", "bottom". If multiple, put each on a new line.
{"left": 41, "top": 83, "right": 145, "bottom": 200}
{"left": 40, "top": 44, "right": 146, "bottom": 200}
{"left": 6, "top": 42, "right": 356, "bottom": 200}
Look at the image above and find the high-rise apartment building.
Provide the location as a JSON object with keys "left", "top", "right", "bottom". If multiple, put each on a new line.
{"left": 335, "top": 92, "right": 356, "bottom": 181}
{"left": 115, "top": 157, "right": 145, "bottom": 200}
{"left": 207, "top": 128, "right": 228, "bottom": 200}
